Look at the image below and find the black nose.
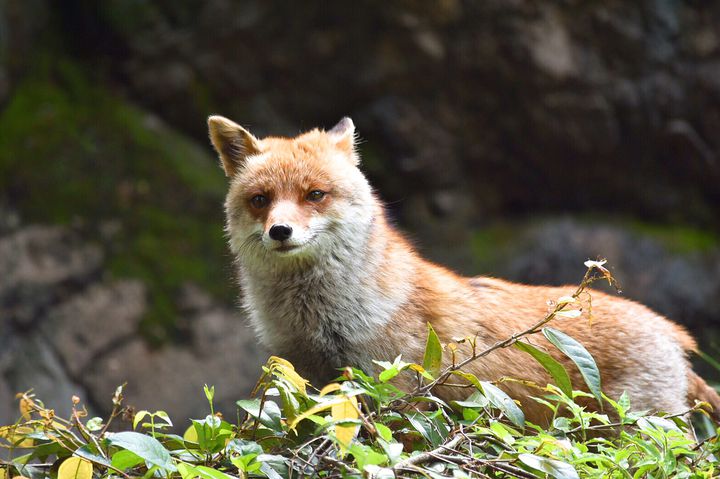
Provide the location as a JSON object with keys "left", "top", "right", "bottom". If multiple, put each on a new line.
{"left": 269, "top": 224, "right": 293, "bottom": 241}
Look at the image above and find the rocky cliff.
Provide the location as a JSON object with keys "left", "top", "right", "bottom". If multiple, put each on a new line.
{"left": 1, "top": 0, "right": 718, "bottom": 425}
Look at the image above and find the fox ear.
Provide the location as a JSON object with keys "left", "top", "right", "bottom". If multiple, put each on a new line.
{"left": 207, "top": 116, "right": 262, "bottom": 177}
{"left": 328, "top": 117, "right": 358, "bottom": 163}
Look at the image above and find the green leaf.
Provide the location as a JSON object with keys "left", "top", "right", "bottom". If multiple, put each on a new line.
{"left": 85, "top": 417, "right": 103, "bottom": 432}
{"left": 256, "top": 455, "right": 288, "bottom": 479}
{"left": 618, "top": 391, "right": 631, "bottom": 412}
{"left": 489, "top": 421, "right": 515, "bottom": 445}
{"left": 453, "top": 390, "right": 489, "bottom": 409}
{"left": 518, "top": 453, "right": 580, "bottom": 479}
{"left": 543, "top": 327, "right": 602, "bottom": 403}
{"left": 479, "top": 381, "right": 525, "bottom": 427}
{"left": 73, "top": 446, "right": 111, "bottom": 468}
{"left": 154, "top": 411, "right": 172, "bottom": 427}
{"left": 374, "top": 423, "right": 393, "bottom": 442}
{"left": 422, "top": 323, "right": 443, "bottom": 378}
{"left": 236, "top": 399, "right": 283, "bottom": 430}
{"left": 480, "top": 381, "right": 525, "bottom": 428}
{"left": 378, "top": 366, "right": 400, "bottom": 383}
{"left": 347, "top": 443, "right": 388, "bottom": 470}
{"left": 194, "top": 465, "right": 238, "bottom": 479}
{"left": 405, "top": 411, "right": 448, "bottom": 447}
{"left": 515, "top": 341, "right": 573, "bottom": 397}
{"left": 106, "top": 431, "right": 176, "bottom": 472}
{"left": 178, "top": 463, "right": 236, "bottom": 479}
{"left": 133, "top": 411, "right": 149, "bottom": 430}
{"left": 226, "top": 439, "right": 263, "bottom": 457}
{"left": 110, "top": 450, "right": 144, "bottom": 471}
{"left": 204, "top": 384, "right": 215, "bottom": 404}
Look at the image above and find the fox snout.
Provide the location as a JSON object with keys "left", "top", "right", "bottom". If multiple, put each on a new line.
{"left": 268, "top": 224, "right": 293, "bottom": 241}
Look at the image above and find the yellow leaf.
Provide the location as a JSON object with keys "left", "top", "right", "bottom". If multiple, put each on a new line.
{"left": 19, "top": 397, "right": 33, "bottom": 420}
{"left": 331, "top": 396, "right": 359, "bottom": 455}
{"left": 58, "top": 457, "right": 93, "bottom": 479}
{"left": 0, "top": 466, "right": 6, "bottom": 479}
{"left": 183, "top": 424, "right": 198, "bottom": 443}
{"left": 288, "top": 396, "right": 349, "bottom": 430}
{"left": 319, "top": 383, "right": 341, "bottom": 396}
{"left": 407, "top": 364, "right": 434, "bottom": 380}
{"left": 267, "top": 356, "right": 295, "bottom": 369}
{"left": 267, "top": 357, "right": 308, "bottom": 394}
{"left": 0, "top": 425, "right": 34, "bottom": 448}
{"left": 51, "top": 421, "right": 68, "bottom": 430}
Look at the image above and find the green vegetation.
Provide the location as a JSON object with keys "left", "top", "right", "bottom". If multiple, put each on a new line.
{"left": 0, "top": 57, "right": 230, "bottom": 341}
{"left": 624, "top": 221, "right": 719, "bottom": 254}
{"left": 2, "top": 262, "right": 718, "bottom": 478}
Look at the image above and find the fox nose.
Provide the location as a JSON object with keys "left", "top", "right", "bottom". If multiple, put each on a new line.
{"left": 269, "top": 224, "right": 293, "bottom": 241}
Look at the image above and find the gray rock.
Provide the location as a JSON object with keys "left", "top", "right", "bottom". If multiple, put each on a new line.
{"left": 84, "top": 305, "right": 263, "bottom": 423}
{"left": 41, "top": 281, "right": 147, "bottom": 377}
{"left": 0, "top": 335, "right": 88, "bottom": 425}
{"left": 0, "top": 226, "right": 103, "bottom": 327}
{"left": 495, "top": 218, "right": 720, "bottom": 331}
{"left": 0, "top": 376, "right": 14, "bottom": 426}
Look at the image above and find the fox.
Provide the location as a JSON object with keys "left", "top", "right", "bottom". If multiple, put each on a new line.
{"left": 207, "top": 115, "right": 720, "bottom": 426}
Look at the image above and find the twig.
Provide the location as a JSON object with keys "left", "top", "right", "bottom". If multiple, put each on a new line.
{"left": 393, "top": 435, "right": 464, "bottom": 472}
{"left": 318, "top": 455, "right": 361, "bottom": 476}
{"left": 413, "top": 262, "right": 615, "bottom": 397}
{"left": 564, "top": 407, "right": 697, "bottom": 436}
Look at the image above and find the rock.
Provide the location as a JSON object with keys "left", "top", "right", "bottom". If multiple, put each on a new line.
{"left": 0, "top": 207, "right": 20, "bottom": 236}
{"left": 60, "top": 0, "right": 719, "bottom": 229}
{"left": 41, "top": 281, "right": 147, "bottom": 377}
{"left": 84, "top": 305, "right": 263, "bottom": 423}
{"left": 0, "top": 226, "right": 103, "bottom": 327}
{"left": 0, "top": 335, "right": 88, "bottom": 424}
{"left": 527, "top": 7, "right": 576, "bottom": 79}
{"left": 493, "top": 218, "right": 720, "bottom": 332}
{"left": 0, "top": 377, "right": 14, "bottom": 426}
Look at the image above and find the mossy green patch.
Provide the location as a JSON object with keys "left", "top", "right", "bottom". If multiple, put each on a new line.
{"left": 0, "top": 58, "right": 231, "bottom": 341}
{"left": 470, "top": 223, "right": 518, "bottom": 272}
{"left": 625, "top": 221, "right": 718, "bottom": 254}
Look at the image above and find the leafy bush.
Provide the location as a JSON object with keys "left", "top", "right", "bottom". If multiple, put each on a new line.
{"left": 2, "top": 262, "right": 718, "bottom": 478}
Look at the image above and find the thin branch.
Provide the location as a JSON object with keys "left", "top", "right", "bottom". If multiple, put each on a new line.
{"left": 412, "top": 263, "right": 616, "bottom": 397}
{"left": 393, "top": 435, "right": 464, "bottom": 472}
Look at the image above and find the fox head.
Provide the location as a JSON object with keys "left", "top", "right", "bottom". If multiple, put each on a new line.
{"left": 208, "top": 116, "right": 375, "bottom": 267}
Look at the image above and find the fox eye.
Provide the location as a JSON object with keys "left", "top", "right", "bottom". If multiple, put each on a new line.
{"left": 250, "top": 194, "right": 269, "bottom": 209}
{"left": 306, "top": 190, "right": 326, "bottom": 202}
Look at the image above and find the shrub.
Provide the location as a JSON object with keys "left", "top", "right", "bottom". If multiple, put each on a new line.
{"left": 2, "top": 261, "right": 718, "bottom": 478}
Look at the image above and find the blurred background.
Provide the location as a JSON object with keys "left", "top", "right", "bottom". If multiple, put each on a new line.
{"left": 1, "top": 0, "right": 719, "bottom": 426}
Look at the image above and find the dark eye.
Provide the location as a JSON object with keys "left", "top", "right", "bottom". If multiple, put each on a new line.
{"left": 250, "top": 194, "right": 269, "bottom": 209}
{"left": 306, "top": 190, "right": 326, "bottom": 202}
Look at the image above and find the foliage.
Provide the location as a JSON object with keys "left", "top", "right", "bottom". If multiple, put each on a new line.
{"left": 0, "top": 57, "right": 230, "bottom": 341}
{"left": 1, "top": 262, "right": 719, "bottom": 478}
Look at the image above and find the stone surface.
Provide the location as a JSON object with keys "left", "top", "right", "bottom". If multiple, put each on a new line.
{"left": 0, "top": 226, "right": 103, "bottom": 327}
{"left": 41, "top": 281, "right": 147, "bottom": 377}
{"left": 2, "top": 0, "right": 720, "bottom": 425}
{"left": 1, "top": 335, "right": 88, "bottom": 421}
{"left": 58, "top": 0, "right": 720, "bottom": 235}
{"left": 490, "top": 218, "right": 720, "bottom": 333}
{"left": 0, "top": 376, "right": 14, "bottom": 425}
{"left": 84, "top": 306, "right": 263, "bottom": 423}
{"left": 0, "top": 224, "right": 264, "bottom": 426}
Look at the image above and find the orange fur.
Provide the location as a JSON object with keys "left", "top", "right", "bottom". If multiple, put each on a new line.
{"left": 208, "top": 116, "right": 717, "bottom": 427}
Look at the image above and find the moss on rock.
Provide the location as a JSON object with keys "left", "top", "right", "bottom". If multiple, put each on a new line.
{"left": 0, "top": 58, "right": 231, "bottom": 341}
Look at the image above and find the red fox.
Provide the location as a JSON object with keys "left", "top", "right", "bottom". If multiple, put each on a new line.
{"left": 207, "top": 115, "right": 720, "bottom": 426}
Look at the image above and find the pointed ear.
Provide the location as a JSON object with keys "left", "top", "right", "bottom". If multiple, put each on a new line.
{"left": 328, "top": 117, "right": 358, "bottom": 163}
{"left": 207, "top": 115, "right": 262, "bottom": 177}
